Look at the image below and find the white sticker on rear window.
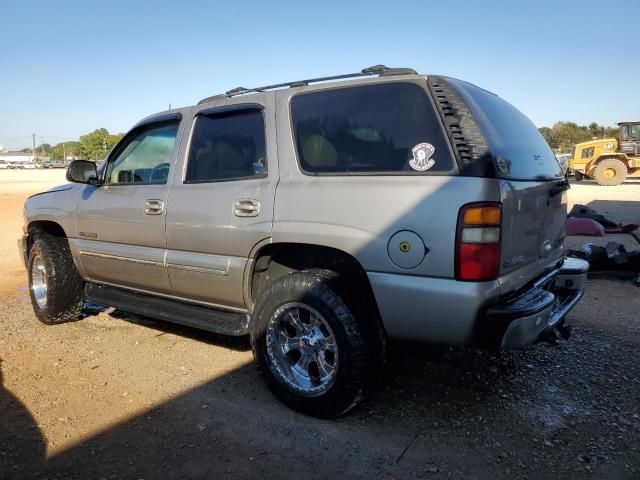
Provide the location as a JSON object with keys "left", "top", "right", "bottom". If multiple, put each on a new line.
{"left": 410, "top": 143, "right": 435, "bottom": 171}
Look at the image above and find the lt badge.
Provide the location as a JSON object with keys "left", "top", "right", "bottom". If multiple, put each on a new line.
{"left": 410, "top": 143, "right": 435, "bottom": 171}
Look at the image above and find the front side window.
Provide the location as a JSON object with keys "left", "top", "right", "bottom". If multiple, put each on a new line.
{"left": 106, "top": 121, "right": 179, "bottom": 185}
{"left": 186, "top": 109, "right": 266, "bottom": 183}
{"left": 631, "top": 124, "right": 640, "bottom": 141}
{"left": 291, "top": 83, "right": 454, "bottom": 174}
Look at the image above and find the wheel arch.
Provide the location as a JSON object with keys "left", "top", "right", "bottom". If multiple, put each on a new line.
{"left": 26, "top": 220, "right": 68, "bottom": 255}
{"left": 247, "top": 242, "right": 381, "bottom": 317}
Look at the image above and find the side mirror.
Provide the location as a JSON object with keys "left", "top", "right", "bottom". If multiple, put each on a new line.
{"left": 66, "top": 160, "right": 100, "bottom": 185}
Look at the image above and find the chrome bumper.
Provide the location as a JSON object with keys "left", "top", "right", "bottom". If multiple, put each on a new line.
{"left": 483, "top": 257, "right": 589, "bottom": 348}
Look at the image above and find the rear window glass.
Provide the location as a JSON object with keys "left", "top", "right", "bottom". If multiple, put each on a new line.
{"left": 290, "top": 83, "right": 454, "bottom": 175}
{"left": 449, "top": 79, "right": 563, "bottom": 180}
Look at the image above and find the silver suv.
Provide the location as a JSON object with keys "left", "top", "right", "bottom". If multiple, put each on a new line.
{"left": 19, "top": 65, "right": 588, "bottom": 417}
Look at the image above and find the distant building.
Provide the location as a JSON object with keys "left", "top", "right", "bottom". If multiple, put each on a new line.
{"left": 0, "top": 151, "right": 34, "bottom": 164}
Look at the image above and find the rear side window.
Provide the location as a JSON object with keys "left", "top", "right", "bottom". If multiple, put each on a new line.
{"left": 291, "top": 83, "right": 454, "bottom": 175}
{"left": 449, "top": 79, "right": 563, "bottom": 180}
{"left": 186, "top": 109, "right": 266, "bottom": 183}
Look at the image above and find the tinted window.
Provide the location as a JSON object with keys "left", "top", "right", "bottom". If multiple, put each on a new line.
{"left": 106, "top": 121, "right": 179, "bottom": 185}
{"left": 186, "top": 110, "right": 266, "bottom": 183}
{"left": 449, "top": 79, "right": 562, "bottom": 180}
{"left": 291, "top": 83, "right": 453, "bottom": 174}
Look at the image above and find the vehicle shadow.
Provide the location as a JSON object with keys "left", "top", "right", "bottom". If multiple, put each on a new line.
{"left": 0, "top": 359, "right": 46, "bottom": 480}
{"left": 81, "top": 302, "right": 251, "bottom": 351}
{"left": 33, "top": 337, "right": 570, "bottom": 479}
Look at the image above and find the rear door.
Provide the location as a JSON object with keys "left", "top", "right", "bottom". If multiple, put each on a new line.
{"left": 448, "top": 79, "right": 567, "bottom": 294}
{"left": 165, "top": 96, "right": 277, "bottom": 310}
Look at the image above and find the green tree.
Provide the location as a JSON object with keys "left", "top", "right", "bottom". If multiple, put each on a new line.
{"left": 51, "top": 141, "right": 79, "bottom": 160}
{"left": 587, "top": 122, "right": 602, "bottom": 139}
{"left": 76, "top": 129, "right": 123, "bottom": 160}
{"left": 539, "top": 122, "right": 621, "bottom": 152}
{"left": 604, "top": 126, "right": 619, "bottom": 139}
{"left": 539, "top": 126, "right": 552, "bottom": 146}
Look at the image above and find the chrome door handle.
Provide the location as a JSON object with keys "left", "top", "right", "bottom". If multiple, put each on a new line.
{"left": 233, "top": 199, "right": 260, "bottom": 217}
{"left": 144, "top": 199, "right": 165, "bottom": 215}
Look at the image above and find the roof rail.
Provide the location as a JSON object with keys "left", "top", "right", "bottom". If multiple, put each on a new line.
{"left": 197, "top": 64, "right": 417, "bottom": 105}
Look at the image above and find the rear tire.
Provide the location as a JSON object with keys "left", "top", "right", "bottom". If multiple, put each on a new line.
{"left": 250, "top": 269, "right": 385, "bottom": 418}
{"left": 593, "top": 158, "right": 627, "bottom": 186}
{"left": 28, "top": 234, "right": 85, "bottom": 325}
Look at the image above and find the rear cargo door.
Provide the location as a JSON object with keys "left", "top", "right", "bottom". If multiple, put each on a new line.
{"left": 449, "top": 79, "right": 567, "bottom": 294}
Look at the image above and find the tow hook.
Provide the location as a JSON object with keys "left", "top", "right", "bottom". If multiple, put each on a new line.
{"left": 542, "top": 324, "right": 572, "bottom": 344}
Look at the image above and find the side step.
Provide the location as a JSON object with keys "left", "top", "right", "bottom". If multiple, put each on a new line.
{"left": 85, "top": 283, "right": 249, "bottom": 336}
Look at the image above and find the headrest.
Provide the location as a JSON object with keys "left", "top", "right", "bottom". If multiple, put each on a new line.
{"left": 302, "top": 135, "right": 337, "bottom": 168}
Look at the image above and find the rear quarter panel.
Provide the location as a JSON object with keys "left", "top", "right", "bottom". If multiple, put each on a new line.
{"left": 273, "top": 84, "right": 500, "bottom": 278}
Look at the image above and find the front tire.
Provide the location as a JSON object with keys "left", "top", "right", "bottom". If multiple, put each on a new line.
{"left": 28, "top": 234, "right": 85, "bottom": 325}
{"left": 251, "top": 270, "right": 385, "bottom": 418}
{"left": 593, "top": 158, "right": 627, "bottom": 186}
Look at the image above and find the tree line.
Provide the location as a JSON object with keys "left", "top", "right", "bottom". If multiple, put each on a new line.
{"left": 21, "top": 128, "right": 123, "bottom": 161}
{"left": 21, "top": 121, "right": 618, "bottom": 161}
{"left": 538, "top": 122, "right": 619, "bottom": 153}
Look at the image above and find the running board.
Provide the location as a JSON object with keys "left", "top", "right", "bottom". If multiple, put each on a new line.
{"left": 85, "top": 283, "right": 249, "bottom": 336}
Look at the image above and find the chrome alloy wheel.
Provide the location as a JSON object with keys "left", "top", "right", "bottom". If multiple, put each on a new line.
{"left": 266, "top": 302, "right": 339, "bottom": 396}
{"left": 31, "top": 254, "right": 48, "bottom": 309}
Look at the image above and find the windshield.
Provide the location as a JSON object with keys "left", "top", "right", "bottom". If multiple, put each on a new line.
{"left": 449, "top": 78, "right": 563, "bottom": 180}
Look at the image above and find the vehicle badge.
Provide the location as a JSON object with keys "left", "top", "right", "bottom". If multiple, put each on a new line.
{"left": 409, "top": 143, "right": 435, "bottom": 171}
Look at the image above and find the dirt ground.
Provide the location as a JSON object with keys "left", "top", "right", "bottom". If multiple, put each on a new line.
{"left": 1, "top": 170, "right": 639, "bottom": 479}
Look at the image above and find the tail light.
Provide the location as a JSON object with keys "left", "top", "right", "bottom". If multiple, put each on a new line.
{"left": 455, "top": 202, "right": 502, "bottom": 281}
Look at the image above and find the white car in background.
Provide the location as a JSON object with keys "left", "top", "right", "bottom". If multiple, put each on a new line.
{"left": 0, "top": 160, "right": 10, "bottom": 169}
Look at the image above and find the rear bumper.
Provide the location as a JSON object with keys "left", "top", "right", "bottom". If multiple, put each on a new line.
{"left": 368, "top": 257, "right": 589, "bottom": 348}
{"left": 478, "top": 257, "right": 589, "bottom": 348}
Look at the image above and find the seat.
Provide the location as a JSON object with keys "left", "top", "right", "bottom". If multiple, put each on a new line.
{"left": 211, "top": 141, "right": 249, "bottom": 179}
{"left": 302, "top": 135, "right": 338, "bottom": 169}
{"left": 191, "top": 141, "right": 219, "bottom": 181}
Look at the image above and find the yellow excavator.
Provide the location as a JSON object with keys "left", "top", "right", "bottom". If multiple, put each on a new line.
{"left": 570, "top": 121, "right": 640, "bottom": 185}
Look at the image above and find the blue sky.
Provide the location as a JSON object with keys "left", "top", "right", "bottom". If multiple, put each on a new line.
{"left": 1, "top": 0, "right": 638, "bottom": 150}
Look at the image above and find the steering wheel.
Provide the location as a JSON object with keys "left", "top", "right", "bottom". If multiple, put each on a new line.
{"left": 150, "top": 163, "right": 170, "bottom": 183}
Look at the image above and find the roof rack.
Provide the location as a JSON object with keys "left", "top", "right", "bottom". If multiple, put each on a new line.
{"left": 197, "top": 64, "right": 417, "bottom": 105}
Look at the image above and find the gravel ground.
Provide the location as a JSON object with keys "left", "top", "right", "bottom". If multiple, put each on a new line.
{"left": 0, "top": 171, "right": 639, "bottom": 479}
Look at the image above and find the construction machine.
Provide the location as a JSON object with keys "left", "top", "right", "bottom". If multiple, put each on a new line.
{"left": 570, "top": 121, "right": 640, "bottom": 185}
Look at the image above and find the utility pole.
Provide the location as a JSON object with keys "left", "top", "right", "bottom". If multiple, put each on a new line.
{"left": 62, "top": 142, "right": 66, "bottom": 161}
{"left": 32, "top": 133, "right": 36, "bottom": 161}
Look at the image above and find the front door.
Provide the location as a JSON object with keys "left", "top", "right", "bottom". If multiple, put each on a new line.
{"left": 165, "top": 97, "right": 277, "bottom": 310}
{"left": 73, "top": 115, "right": 183, "bottom": 294}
